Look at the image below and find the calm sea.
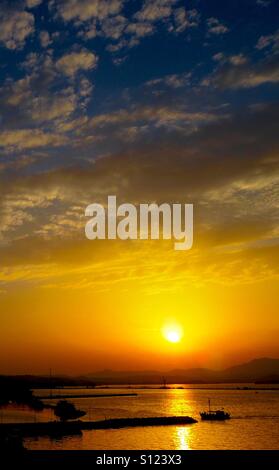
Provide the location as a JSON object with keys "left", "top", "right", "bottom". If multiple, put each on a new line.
{"left": 2, "top": 385, "right": 279, "bottom": 450}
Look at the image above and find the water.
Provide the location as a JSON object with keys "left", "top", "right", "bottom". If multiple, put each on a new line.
{"left": 2, "top": 385, "right": 279, "bottom": 450}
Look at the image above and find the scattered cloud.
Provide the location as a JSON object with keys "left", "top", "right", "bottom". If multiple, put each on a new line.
{"left": 84, "top": 104, "right": 222, "bottom": 139}
{"left": 213, "top": 52, "right": 225, "bottom": 62}
{"left": 256, "top": 29, "right": 279, "bottom": 54}
{"left": 213, "top": 53, "right": 247, "bottom": 66}
{"left": 56, "top": 0, "right": 124, "bottom": 22}
{"left": 56, "top": 49, "right": 98, "bottom": 77}
{"left": 125, "top": 22, "right": 154, "bottom": 38}
{"left": 207, "top": 56, "right": 279, "bottom": 89}
{"left": 0, "top": 129, "right": 67, "bottom": 151}
{"left": 228, "top": 54, "right": 247, "bottom": 66}
{"left": 78, "top": 77, "right": 94, "bottom": 108}
{"left": 0, "top": 48, "right": 95, "bottom": 143}
{"left": 134, "top": 0, "right": 178, "bottom": 22}
{"left": 51, "top": 0, "right": 201, "bottom": 56}
{"left": 0, "top": 4, "right": 34, "bottom": 50}
{"left": 100, "top": 14, "right": 127, "bottom": 39}
{"left": 145, "top": 72, "right": 192, "bottom": 89}
{"left": 207, "top": 17, "right": 229, "bottom": 35}
{"left": 171, "top": 7, "right": 199, "bottom": 33}
{"left": 25, "top": 0, "right": 42, "bottom": 8}
{"left": 39, "top": 30, "right": 52, "bottom": 48}
{"left": 0, "top": 104, "right": 278, "bottom": 289}
{"left": 112, "top": 55, "right": 128, "bottom": 66}
{"left": 30, "top": 92, "right": 77, "bottom": 123}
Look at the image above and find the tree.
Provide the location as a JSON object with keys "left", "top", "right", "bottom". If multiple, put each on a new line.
{"left": 54, "top": 400, "right": 86, "bottom": 422}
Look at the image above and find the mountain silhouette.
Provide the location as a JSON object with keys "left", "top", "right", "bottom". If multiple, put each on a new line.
{"left": 222, "top": 358, "right": 279, "bottom": 381}
{"left": 85, "top": 358, "right": 279, "bottom": 384}
{"left": 1, "top": 358, "right": 279, "bottom": 387}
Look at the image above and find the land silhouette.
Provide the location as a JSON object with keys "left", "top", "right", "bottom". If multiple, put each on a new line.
{"left": 1, "top": 357, "right": 279, "bottom": 452}
{"left": 1, "top": 358, "right": 279, "bottom": 388}
{"left": 82, "top": 358, "right": 279, "bottom": 384}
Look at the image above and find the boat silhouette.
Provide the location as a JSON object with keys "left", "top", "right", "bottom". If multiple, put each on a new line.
{"left": 200, "top": 399, "right": 230, "bottom": 421}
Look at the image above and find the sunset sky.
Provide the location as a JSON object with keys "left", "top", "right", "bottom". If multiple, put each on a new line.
{"left": 0, "top": 0, "right": 279, "bottom": 375}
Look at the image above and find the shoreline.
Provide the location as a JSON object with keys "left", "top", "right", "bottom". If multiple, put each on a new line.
{"left": 39, "top": 392, "right": 138, "bottom": 400}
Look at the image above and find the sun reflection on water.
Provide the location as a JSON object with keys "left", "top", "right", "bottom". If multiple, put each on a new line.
{"left": 165, "top": 389, "right": 195, "bottom": 450}
{"left": 175, "top": 426, "right": 192, "bottom": 450}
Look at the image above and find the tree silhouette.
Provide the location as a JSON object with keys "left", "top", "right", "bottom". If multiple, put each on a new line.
{"left": 54, "top": 400, "right": 86, "bottom": 422}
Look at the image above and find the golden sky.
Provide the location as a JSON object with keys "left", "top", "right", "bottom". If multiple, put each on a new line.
{"left": 0, "top": 149, "right": 278, "bottom": 374}
{"left": 0, "top": 0, "right": 279, "bottom": 375}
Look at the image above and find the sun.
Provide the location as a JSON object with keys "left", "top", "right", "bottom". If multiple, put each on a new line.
{"left": 162, "top": 324, "right": 183, "bottom": 344}
{"left": 165, "top": 330, "right": 181, "bottom": 343}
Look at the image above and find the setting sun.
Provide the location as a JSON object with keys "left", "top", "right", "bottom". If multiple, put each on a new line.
{"left": 162, "top": 324, "right": 183, "bottom": 344}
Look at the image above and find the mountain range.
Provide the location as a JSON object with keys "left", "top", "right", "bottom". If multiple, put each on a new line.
{"left": 1, "top": 358, "right": 279, "bottom": 387}
{"left": 84, "top": 358, "right": 279, "bottom": 384}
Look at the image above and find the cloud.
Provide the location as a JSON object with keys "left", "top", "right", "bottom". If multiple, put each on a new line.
{"left": 0, "top": 154, "right": 42, "bottom": 172}
{"left": 0, "top": 0, "right": 277, "bottom": 311}
{"left": 207, "top": 17, "right": 229, "bottom": 35}
{"left": 3, "top": 101, "right": 277, "bottom": 193}
{"left": 103, "top": 4, "right": 200, "bottom": 56}
{"left": 171, "top": 7, "right": 199, "bottom": 33}
{"left": 0, "top": 4, "right": 34, "bottom": 50}
{"left": 100, "top": 14, "right": 127, "bottom": 39}
{"left": 213, "top": 53, "right": 247, "bottom": 66}
{"left": 30, "top": 93, "right": 77, "bottom": 122}
{"left": 56, "top": 0, "right": 123, "bottom": 22}
{"left": 145, "top": 72, "right": 191, "bottom": 89}
{"left": 25, "top": 0, "right": 42, "bottom": 8}
{"left": 0, "top": 49, "right": 94, "bottom": 140}
{"left": 134, "top": 0, "right": 178, "bottom": 22}
{"left": 56, "top": 49, "right": 98, "bottom": 77}
{"left": 55, "top": 0, "right": 199, "bottom": 55}
{"left": 212, "top": 52, "right": 225, "bottom": 62}
{"left": 256, "top": 29, "right": 279, "bottom": 53}
{"left": 39, "top": 30, "right": 52, "bottom": 48}
{"left": 0, "top": 103, "right": 278, "bottom": 291}
{"left": 112, "top": 55, "right": 128, "bottom": 66}
{"left": 207, "top": 56, "right": 279, "bottom": 89}
{"left": 0, "top": 129, "right": 67, "bottom": 151}
{"left": 87, "top": 105, "right": 220, "bottom": 135}
{"left": 125, "top": 22, "right": 155, "bottom": 38}
{"left": 228, "top": 54, "right": 247, "bottom": 66}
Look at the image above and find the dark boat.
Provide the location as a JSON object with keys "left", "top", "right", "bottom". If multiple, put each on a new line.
{"left": 200, "top": 399, "right": 230, "bottom": 421}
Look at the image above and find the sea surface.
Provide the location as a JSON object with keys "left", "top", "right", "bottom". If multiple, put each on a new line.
{"left": 1, "top": 385, "right": 279, "bottom": 450}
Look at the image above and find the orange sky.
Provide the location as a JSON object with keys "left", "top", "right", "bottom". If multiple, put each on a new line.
{"left": 0, "top": 0, "right": 279, "bottom": 375}
{"left": 1, "top": 147, "right": 278, "bottom": 374}
{"left": 1, "top": 233, "right": 278, "bottom": 374}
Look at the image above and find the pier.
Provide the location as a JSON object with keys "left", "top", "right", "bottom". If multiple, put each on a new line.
{"left": 0, "top": 416, "right": 197, "bottom": 437}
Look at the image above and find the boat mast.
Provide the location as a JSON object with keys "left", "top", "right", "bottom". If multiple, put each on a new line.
{"left": 208, "top": 398, "right": 211, "bottom": 412}
{"left": 49, "top": 368, "right": 53, "bottom": 398}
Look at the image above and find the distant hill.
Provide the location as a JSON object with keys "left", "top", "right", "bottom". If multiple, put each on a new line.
{"left": 222, "top": 358, "right": 279, "bottom": 381}
{"left": 2, "top": 358, "right": 279, "bottom": 387}
{"left": 85, "top": 358, "right": 279, "bottom": 384}
{"left": 255, "top": 375, "right": 279, "bottom": 384}
{"left": 0, "top": 374, "right": 96, "bottom": 389}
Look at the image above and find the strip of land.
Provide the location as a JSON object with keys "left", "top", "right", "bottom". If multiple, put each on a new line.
{"left": 39, "top": 392, "right": 137, "bottom": 399}
{"left": 0, "top": 416, "right": 197, "bottom": 437}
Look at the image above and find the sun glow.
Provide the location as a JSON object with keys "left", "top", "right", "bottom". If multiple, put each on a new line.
{"left": 162, "top": 324, "right": 183, "bottom": 343}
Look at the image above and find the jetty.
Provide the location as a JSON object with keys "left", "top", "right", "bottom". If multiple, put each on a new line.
{"left": 39, "top": 392, "right": 137, "bottom": 400}
{"left": 0, "top": 416, "right": 197, "bottom": 437}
